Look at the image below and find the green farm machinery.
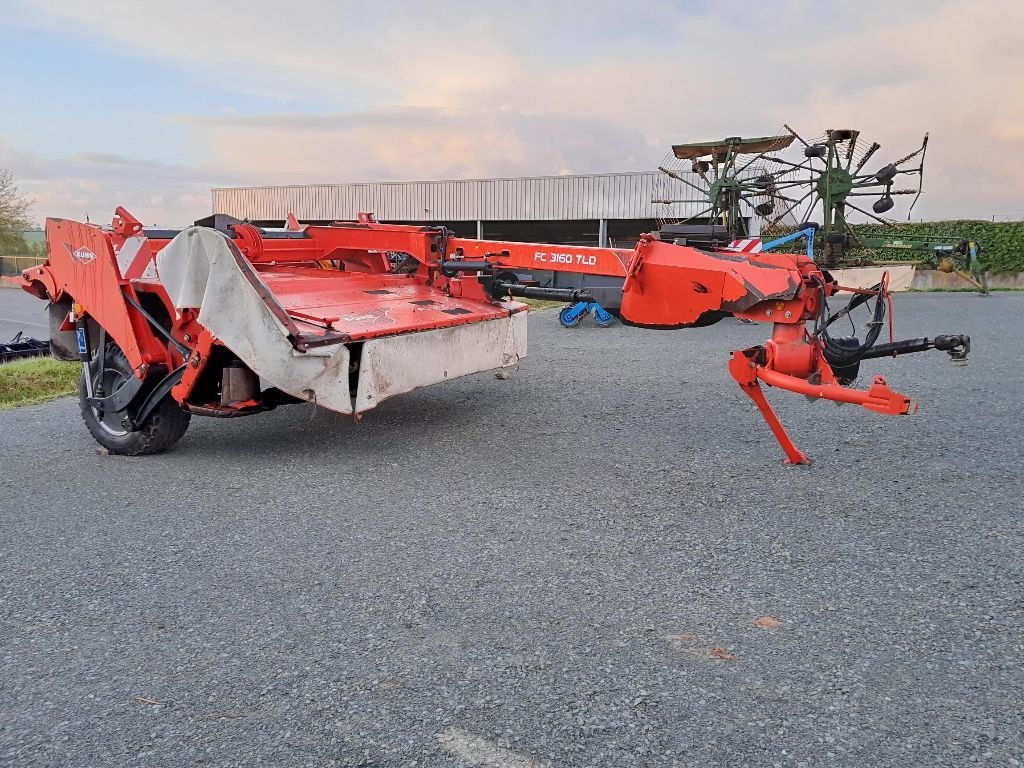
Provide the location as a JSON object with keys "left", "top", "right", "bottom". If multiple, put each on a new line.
{"left": 653, "top": 127, "right": 987, "bottom": 291}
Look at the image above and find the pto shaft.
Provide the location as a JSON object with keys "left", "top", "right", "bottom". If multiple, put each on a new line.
{"left": 860, "top": 334, "right": 970, "bottom": 362}
{"left": 497, "top": 283, "right": 593, "bottom": 303}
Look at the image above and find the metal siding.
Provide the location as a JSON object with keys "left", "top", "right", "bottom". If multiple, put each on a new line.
{"left": 211, "top": 171, "right": 708, "bottom": 222}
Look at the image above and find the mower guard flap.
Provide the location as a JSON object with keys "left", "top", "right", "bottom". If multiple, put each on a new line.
{"left": 157, "top": 227, "right": 526, "bottom": 415}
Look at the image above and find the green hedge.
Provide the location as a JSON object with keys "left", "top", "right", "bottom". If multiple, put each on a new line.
{"left": 850, "top": 220, "right": 1024, "bottom": 274}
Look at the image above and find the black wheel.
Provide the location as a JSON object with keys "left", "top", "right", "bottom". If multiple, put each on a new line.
{"left": 872, "top": 196, "right": 895, "bottom": 214}
{"left": 80, "top": 343, "right": 190, "bottom": 455}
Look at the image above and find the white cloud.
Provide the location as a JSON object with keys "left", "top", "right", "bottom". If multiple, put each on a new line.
{"left": 175, "top": 106, "right": 653, "bottom": 182}
{"left": 0, "top": 141, "right": 243, "bottom": 226}
{"left": 6, "top": 0, "right": 1024, "bottom": 222}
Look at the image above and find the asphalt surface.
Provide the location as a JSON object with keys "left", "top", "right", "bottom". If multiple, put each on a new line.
{"left": 1, "top": 293, "right": 1022, "bottom": 767}
{"left": 0, "top": 288, "right": 49, "bottom": 342}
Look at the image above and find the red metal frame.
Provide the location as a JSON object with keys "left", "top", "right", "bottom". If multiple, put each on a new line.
{"left": 7, "top": 208, "right": 926, "bottom": 463}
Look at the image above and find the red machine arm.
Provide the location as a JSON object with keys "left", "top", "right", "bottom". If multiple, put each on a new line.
{"left": 6, "top": 210, "right": 969, "bottom": 462}
{"left": 452, "top": 232, "right": 969, "bottom": 464}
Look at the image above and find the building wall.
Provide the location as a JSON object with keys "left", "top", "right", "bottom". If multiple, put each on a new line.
{"left": 211, "top": 171, "right": 706, "bottom": 224}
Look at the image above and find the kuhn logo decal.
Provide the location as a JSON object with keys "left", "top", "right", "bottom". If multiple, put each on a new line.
{"left": 64, "top": 243, "right": 97, "bottom": 264}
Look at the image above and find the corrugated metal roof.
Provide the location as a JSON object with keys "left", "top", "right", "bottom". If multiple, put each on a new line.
{"left": 211, "top": 171, "right": 709, "bottom": 221}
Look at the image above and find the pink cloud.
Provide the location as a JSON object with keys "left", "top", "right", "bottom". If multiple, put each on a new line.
{"left": 6, "top": 0, "right": 1024, "bottom": 222}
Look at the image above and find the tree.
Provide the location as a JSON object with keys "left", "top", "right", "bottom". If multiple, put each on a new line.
{"left": 0, "top": 168, "right": 33, "bottom": 254}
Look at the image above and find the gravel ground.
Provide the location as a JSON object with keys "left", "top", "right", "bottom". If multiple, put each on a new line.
{"left": 0, "top": 289, "right": 49, "bottom": 342}
{"left": 1, "top": 293, "right": 1022, "bottom": 767}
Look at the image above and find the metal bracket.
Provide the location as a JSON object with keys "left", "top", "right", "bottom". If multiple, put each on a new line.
{"left": 127, "top": 365, "right": 187, "bottom": 428}
{"left": 86, "top": 374, "right": 146, "bottom": 413}
{"left": 760, "top": 227, "right": 817, "bottom": 258}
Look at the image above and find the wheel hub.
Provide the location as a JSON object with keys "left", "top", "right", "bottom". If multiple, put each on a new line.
{"left": 90, "top": 367, "right": 132, "bottom": 437}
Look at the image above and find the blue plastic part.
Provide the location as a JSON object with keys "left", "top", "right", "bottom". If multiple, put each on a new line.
{"left": 760, "top": 227, "right": 817, "bottom": 258}
{"left": 558, "top": 301, "right": 614, "bottom": 328}
{"left": 559, "top": 303, "right": 586, "bottom": 328}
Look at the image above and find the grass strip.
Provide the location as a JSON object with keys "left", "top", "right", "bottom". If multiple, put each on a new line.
{"left": 0, "top": 357, "right": 80, "bottom": 409}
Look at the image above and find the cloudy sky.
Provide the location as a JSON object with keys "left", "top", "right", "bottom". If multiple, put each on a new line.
{"left": 1, "top": 0, "right": 1021, "bottom": 226}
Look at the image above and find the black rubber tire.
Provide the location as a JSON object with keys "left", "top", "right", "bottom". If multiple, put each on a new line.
{"left": 79, "top": 343, "right": 191, "bottom": 455}
{"left": 872, "top": 196, "right": 895, "bottom": 214}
